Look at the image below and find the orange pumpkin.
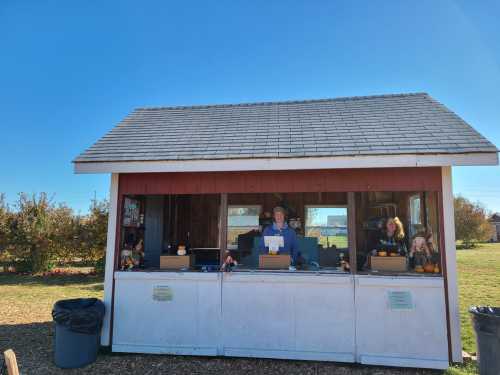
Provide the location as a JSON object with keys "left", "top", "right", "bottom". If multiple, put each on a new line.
{"left": 433, "top": 265, "right": 440, "bottom": 273}
{"left": 423, "top": 263, "right": 435, "bottom": 273}
{"left": 415, "top": 265, "right": 424, "bottom": 273}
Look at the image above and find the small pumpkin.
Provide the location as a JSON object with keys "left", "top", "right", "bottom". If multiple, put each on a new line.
{"left": 415, "top": 265, "right": 424, "bottom": 273}
{"left": 378, "top": 251, "right": 387, "bottom": 257}
{"left": 423, "top": 262, "right": 435, "bottom": 273}
{"left": 433, "top": 265, "right": 440, "bottom": 273}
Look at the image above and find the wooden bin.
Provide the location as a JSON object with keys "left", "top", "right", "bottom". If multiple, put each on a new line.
{"left": 259, "top": 254, "right": 291, "bottom": 269}
{"left": 370, "top": 255, "right": 407, "bottom": 272}
{"left": 160, "top": 255, "right": 193, "bottom": 270}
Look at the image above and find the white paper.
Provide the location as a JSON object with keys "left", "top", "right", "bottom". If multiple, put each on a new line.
{"left": 264, "top": 235, "right": 284, "bottom": 253}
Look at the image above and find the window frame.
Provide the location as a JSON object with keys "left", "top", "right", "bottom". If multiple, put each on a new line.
{"left": 408, "top": 194, "right": 422, "bottom": 239}
{"left": 304, "top": 204, "right": 349, "bottom": 250}
{"left": 226, "top": 204, "right": 262, "bottom": 250}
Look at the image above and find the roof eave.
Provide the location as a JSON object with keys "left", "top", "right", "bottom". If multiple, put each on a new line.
{"left": 73, "top": 152, "right": 499, "bottom": 174}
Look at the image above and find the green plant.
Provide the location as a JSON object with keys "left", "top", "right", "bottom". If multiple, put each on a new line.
{"left": 454, "top": 196, "right": 493, "bottom": 248}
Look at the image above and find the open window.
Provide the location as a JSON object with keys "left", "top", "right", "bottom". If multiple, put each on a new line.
{"left": 355, "top": 191, "right": 442, "bottom": 275}
{"left": 118, "top": 194, "right": 221, "bottom": 271}
{"left": 226, "top": 193, "right": 351, "bottom": 272}
{"left": 305, "top": 206, "right": 348, "bottom": 249}
{"left": 227, "top": 205, "right": 261, "bottom": 250}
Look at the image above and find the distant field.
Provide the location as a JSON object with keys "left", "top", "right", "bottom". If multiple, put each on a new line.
{"left": 317, "top": 235, "right": 348, "bottom": 248}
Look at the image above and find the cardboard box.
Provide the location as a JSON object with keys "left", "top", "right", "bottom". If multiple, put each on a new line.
{"left": 370, "top": 255, "right": 407, "bottom": 272}
{"left": 160, "top": 255, "right": 193, "bottom": 270}
{"left": 259, "top": 254, "right": 291, "bottom": 269}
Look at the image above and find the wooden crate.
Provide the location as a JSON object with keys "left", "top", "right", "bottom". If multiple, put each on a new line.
{"left": 259, "top": 254, "right": 291, "bottom": 269}
{"left": 370, "top": 255, "right": 407, "bottom": 272}
{"left": 160, "top": 255, "right": 193, "bottom": 270}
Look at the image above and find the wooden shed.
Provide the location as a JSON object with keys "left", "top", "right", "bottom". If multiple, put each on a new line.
{"left": 74, "top": 93, "right": 498, "bottom": 370}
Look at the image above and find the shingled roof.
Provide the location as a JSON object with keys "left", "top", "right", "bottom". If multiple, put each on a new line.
{"left": 74, "top": 93, "right": 497, "bottom": 163}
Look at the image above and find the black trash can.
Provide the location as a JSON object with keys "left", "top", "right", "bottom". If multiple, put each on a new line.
{"left": 469, "top": 306, "right": 500, "bottom": 375}
{"left": 52, "top": 298, "right": 105, "bottom": 368}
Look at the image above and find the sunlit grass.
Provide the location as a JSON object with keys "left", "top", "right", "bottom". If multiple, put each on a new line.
{"left": 444, "top": 242, "right": 500, "bottom": 375}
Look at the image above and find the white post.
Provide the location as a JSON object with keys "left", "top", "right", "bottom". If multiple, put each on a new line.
{"left": 441, "top": 166, "right": 462, "bottom": 363}
{"left": 101, "top": 173, "right": 119, "bottom": 346}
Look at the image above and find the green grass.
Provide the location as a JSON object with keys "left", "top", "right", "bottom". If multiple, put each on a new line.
{"left": 445, "top": 242, "right": 500, "bottom": 375}
{"left": 317, "top": 235, "right": 348, "bottom": 248}
{"left": 0, "top": 273, "right": 103, "bottom": 325}
{"left": 456, "top": 242, "right": 500, "bottom": 353}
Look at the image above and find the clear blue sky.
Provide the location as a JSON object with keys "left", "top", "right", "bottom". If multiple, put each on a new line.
{"left": 1, "top": 1, "right": 499, "bottom": 214}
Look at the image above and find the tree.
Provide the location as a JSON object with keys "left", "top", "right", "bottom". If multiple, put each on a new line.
{"left": 454, "top": 196, "right": 493, "bottom": 248}
{"left": 8, "top": 193, "right": 56, "bottom": 272}
{"left": 0, "top": 194, "right": 10, "bottom": 251}
{"left": 80, "top": 199, "right": 108, "bottom": 264}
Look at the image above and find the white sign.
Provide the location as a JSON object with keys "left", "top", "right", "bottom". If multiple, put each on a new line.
{"left": 153, "top": 285, "right": 173, "bottom": 302}
{"left": 387, "top": 290, "right": 414, "bottom": 310}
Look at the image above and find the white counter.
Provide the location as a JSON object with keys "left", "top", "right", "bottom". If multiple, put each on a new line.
{"left": 111, "top": 271, "right": 449, "bottom": 369}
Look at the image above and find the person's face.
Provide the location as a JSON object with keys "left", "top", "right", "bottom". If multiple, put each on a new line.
{"left": 274, "top": 211, "right": 285, "bottom": 225}
{"left": 387, "top": 220, "right": 396, "bottom": 234}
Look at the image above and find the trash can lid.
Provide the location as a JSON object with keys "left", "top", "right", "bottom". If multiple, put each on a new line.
{"left": 469, "top": 306, "right": 500, "bottom": 319}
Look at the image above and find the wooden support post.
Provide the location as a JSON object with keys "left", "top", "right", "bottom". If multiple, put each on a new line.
{"left": 3, "top": 349, "right": 19, "bottom": 375}
{"left": 219, "top": 193, "right": 228, "bottom": 266}
{"left": 347, "top": 192, "right": 357, "bottom": 274}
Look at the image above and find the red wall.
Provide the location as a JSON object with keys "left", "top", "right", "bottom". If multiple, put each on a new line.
{"left": 118, "top": 167, "right": 442, "bottom": 195}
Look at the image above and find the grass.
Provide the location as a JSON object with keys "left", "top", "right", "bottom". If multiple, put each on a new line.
{"left": 0, "top": 243, "right": 498, "bottom": 374}
{"left": 445, "top": 242, "right": 500, "bottom": 375}
{"left": 455, "top": 242, "right": 500, "bottom": 353}
{"left": 0, "top": 273, "right": 103, "bottom": 326}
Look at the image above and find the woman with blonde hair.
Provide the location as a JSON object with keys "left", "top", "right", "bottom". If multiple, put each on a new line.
{"left": 378, "top": 216, "right": 407, "bottom": 255}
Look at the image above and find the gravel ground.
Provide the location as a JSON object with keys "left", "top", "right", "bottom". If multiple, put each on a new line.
{"left": 0, "top": 321, "right": 442, "bottom": 375}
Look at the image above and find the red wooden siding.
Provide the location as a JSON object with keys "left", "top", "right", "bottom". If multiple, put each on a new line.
{"left": 118, "top": 167, "right": 442, "bottom": 195}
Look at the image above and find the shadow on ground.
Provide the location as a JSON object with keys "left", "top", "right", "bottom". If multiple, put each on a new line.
{"left": 0, "top": 273, "right": 103, "bottom": 287}
{"left": 0, "top": 321, "right": 443, "bottom": 375}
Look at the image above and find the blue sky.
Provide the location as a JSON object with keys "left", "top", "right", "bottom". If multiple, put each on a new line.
{"left": 1, "top": 1, "right": 499, "bottom": 213}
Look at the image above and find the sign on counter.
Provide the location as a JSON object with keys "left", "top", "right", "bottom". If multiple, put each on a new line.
{"left": 387, "top": 290, "right": 414, "bottom": 310}
{"left": 153, "top": 285, "right": 173, "bottom": 302}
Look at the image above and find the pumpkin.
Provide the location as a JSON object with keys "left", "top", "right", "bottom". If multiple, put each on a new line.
{"left": 415, "top": 265, "right": 424, "bottom": 273}
{"left": 378, "top": 251, "right": 387, "bottom": 257}
{"left": 433, "top": 265, "right": 440, "bottom": 273}
{"left": 423, "top": 263, "right": 435, "bottom": 273}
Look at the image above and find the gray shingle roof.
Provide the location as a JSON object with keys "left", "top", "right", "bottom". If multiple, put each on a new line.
{"left": 74, "top": 93, "right": 498, "bottom": 163}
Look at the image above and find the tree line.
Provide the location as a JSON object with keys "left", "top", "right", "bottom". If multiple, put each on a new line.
{"left": 0, "top": 192, "right": 495, "bottom": 274}
{"left": 0, "top": 193, "right": 108, "bottom": 273}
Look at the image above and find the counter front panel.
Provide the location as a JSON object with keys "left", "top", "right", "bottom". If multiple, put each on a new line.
{"left": 110, "top": 271, "right": 449, "bottom": 369}
{"left": 112, "top": 272, "right": 222, "bottom": 355}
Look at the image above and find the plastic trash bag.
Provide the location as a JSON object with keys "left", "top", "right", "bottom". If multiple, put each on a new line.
{"left": 52, "top": 298, "right": 105, "bottom": 335}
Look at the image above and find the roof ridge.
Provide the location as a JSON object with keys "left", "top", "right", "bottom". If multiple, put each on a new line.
{"left": 135, "top": 92, "right": 429, "bottom": 111}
